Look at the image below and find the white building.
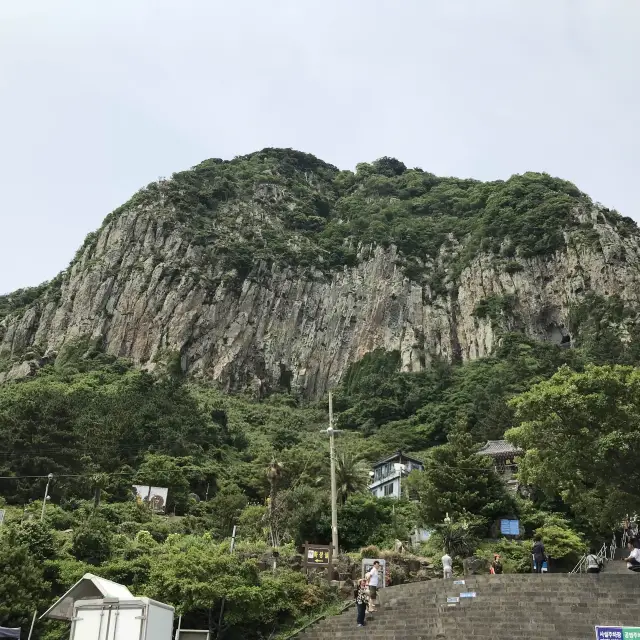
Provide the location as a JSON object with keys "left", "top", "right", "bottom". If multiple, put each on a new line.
{"left": 369, "top": 450, "right": 424, "bottom": 499}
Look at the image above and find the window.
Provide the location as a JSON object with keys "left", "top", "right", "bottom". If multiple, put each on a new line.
{"left": 383, "top": 483, "right": 394, "bottom": 496}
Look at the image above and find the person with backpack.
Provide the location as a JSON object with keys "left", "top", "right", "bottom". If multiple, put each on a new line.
{"left": 490, "top": 554, "right": 503, "bottom": 575}
{"left": 586, "top": 548, "right": 601, "bottom": 574}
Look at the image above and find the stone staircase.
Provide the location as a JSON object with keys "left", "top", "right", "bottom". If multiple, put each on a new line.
{"left": 295, "top": 573, "right": 640, "bottom": 639}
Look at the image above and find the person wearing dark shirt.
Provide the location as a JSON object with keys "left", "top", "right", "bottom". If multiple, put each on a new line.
{"left": 354, "top": 579, "right": 369, "bottom": 627}
{"left": 532, "top": 535, "right": 546, "bottom": 574}
{"left": 491, "top": 554, "right": 503, "bottom": 575}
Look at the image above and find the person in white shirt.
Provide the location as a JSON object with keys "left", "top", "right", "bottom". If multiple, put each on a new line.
{"left": 366, "top": 561, "right": 380, "bottom": 612}
{"left": 623, "top": 542, "right": 640, "bottom": 572}
{"left": 586, "top": 549, "right": 601, "bottom": 574}
{"left": 442, "top": 553, "right": 453, "bottom": 579}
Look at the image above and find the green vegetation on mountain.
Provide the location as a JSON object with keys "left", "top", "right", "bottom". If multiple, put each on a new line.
{"left": 111, "top": 149, "right": 602, "bottom": 284}
{"left": 507, "top": 364, "right": 640, "bottom": 532}
{"left": 10, "top": 148, "right": 629, "bottom": 305}
{"left": 2, "top": 149, "right": 640, "bottom": 637}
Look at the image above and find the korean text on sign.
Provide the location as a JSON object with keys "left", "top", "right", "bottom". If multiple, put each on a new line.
{"left": 310, "top": 550, "right": 329, "bottom": 564}
{"left": 596, "top": 627, "right": 640, "bottom": 640}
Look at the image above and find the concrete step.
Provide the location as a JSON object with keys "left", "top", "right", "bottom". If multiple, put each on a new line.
{"left": 294, "top": 573, "right": 640, "bottom": 639}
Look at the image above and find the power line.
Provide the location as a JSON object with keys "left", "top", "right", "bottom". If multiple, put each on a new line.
{"left": 0, "top": 469, "right": 204, "bottom": 480}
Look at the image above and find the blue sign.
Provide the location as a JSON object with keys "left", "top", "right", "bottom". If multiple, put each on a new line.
{"left": 597, "top": 628, "right": 623, "bottom": 639}
{"left": 460, "top": 592, "right": 477, "bottom": 598}
{"left": 596, "top": 628, "right": 640, "bottom": 639}
{"left": 500, "top": 518, "right": 520, "bottom": 535}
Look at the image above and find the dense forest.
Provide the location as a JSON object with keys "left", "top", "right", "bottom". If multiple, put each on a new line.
{"left": 1, "top": 150, "right": 640, "bottom": 638}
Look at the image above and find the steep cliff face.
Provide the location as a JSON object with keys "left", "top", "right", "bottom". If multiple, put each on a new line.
{"left": 2, "top": 149, "right": 639, "bottom": 395}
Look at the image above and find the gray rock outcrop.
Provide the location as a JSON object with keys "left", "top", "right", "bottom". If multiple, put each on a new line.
{"left": 2, "top": 196, "right": 639, "bottom": 397}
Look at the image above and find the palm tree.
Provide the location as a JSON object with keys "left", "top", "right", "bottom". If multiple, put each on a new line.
{"left": 335, "top": 453, "right": 370, "bottom": 504}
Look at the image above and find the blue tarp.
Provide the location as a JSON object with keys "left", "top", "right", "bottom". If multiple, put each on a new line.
{"left": 0, "top": 628, "right": 21, "bottom": 639}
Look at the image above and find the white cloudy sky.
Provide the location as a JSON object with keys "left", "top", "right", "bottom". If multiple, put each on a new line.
{"left": 1, "top": 0, "right": 639, "bottom": 293}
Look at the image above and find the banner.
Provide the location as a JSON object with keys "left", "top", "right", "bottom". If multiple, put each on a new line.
{"left": 0, "top": 628, "right": 21, "bottom": 639}
{"left": 133, "top": 485, "right": 169, "bottom": 512}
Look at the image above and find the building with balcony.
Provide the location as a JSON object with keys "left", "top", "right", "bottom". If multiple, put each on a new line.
{"left": 369, "top": 450, "right": 424, "bottom": 499}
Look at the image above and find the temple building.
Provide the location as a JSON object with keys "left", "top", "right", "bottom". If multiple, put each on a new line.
{"left": 477, "top": 439, "right": 524, "bottom": 493}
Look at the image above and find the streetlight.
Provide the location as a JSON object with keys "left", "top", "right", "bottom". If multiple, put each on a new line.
{"left": 393, "top": 462, "right": 406, "bottom": 498}
{"left": 41, "top": 473, "right": 53, "bottom": 522}
{"left": 322, "top": 392, "right": 341, "bottom": 563}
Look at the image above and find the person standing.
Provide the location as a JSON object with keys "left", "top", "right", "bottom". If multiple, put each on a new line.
{"left": 532, "top": 535, "right": 546, "bottom": 574}
{"left": 366, "top": 561, "right": 380, "bottom": 612}
{"left": 354, "top": 579, "right": 369, "bottom": 627}
{"left": 490, "top": 554, "right": 503, "bottom": 575}
{"left": 442, "top": 552, "right": 453, "bottom": 579}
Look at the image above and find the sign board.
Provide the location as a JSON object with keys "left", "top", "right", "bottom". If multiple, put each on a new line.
{"left": 303, "top": 543, "right": 333, "bottom": 575}
{"left": 306, "top": 546, "right": 331, "bottom": 566}
{"left": 0, "top": 628, "right": 21, "bottom": 639}
{"left": 500, "top": 518, "right": 520, "bottom": 536}
{"left": 447, "top": 597, "right": 460, "bottom": 603}
{"left": 362, "top": 558, "right": 387, "bottom": 588}
{"left": 0, "top": 510, "right": 5, "bottom": 526}
{"left": 460, "top": 592, "right": 477, "bottom": 598}
{"left": 596, "top": 627, "right": 640, "bottom": 639}
{"left": 453, "top": 579, "right": 465, "bottom": 585}
{"left": 133, "top": 485, "right": 168, "bottom": 513}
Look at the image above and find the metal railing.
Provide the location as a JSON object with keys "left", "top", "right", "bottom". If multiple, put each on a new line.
{"left": 610, "top": 533, "right": 617, "bottom": 561}
{"left": 622, "top": 529, "right": 629, "bottom": 550}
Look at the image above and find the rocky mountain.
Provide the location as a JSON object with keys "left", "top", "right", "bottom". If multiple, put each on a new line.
{"left": 2, "top": 148, "right": 639, "bottom": 396}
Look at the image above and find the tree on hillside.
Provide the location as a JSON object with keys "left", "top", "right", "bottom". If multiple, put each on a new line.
{"left": 507, "top": 364, "right": 640, "bottom": 532}
{"left": 0, "top": 530, "right": 50, "bottom": 631}
{"left": 334, "top": 453, "right": 369, "bottom": 504}
{"left": 405, "top": 430, "right": 513, "bottom": 528}
{"left": 144, "top": 536, "right": 327, "bottom": 636}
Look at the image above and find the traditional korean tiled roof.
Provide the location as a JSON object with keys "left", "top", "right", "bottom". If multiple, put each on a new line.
{"left": 477, "top": 440, "right": 523, "bottom": 457}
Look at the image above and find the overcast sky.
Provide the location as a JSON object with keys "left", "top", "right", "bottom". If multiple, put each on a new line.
{"left": 1, "top": 0, "right": 638, "bottom": 293}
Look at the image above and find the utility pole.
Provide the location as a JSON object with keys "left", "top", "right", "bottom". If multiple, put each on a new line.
{"left": 394, "top": 462, "right": 406, "bottom": 498}
{"left": 40, "top": 473, "right": 53, "bottom": 522}
{"left": 26, "top": 610, "right": 37, "bottom": 640}
{"left": 29, "top": 473, "right": 54, "bottom": 640}
{"left": 217, "top": 525, "right": 237, "bottom": 638}
{"left": 328, "top": 392, "right": 339, "bottom": 562}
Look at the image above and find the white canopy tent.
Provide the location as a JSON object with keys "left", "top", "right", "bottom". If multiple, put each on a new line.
{"left": 40, "top": 573, "right": 134, "bottom": 621}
